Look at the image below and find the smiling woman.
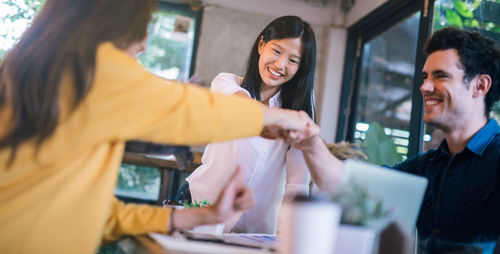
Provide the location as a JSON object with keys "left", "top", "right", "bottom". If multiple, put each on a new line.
{"left": 183, "top": 15, "right": 317, "bottom": 234}
{"left": 257, "top": 37, "right": 303, "bottom": 104}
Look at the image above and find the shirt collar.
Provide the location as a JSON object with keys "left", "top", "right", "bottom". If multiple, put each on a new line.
{"left": 268, "top": 90, "right": 282, "bottom": 108}
{"left": 438, "top": 119, "right": 500, "bottom": 156}
{"left": 466, "top": 119, "right": 500, "bottom": 155}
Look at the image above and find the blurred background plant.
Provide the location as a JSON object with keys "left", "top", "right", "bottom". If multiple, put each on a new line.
{"left": 326, "top": 141, "right": 367, "bottom": 161}
{"left": 332, "top": 179, "right": 391, "bottom": 226}
{"left": 361, "top": 122, "right": 403, "bottom": 166}
{"left": 324, "top": 142, "right": 391, "bottom": 225}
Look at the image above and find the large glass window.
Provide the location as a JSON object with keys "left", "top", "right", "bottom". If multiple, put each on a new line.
{"left": 338, "top": 1, "right": 426, "bottom": 165}
{"left": 138, "top": 3, "right": 201, "bottom": 80}
{"left": 353, "top": 13, "right": 420, "bottom": 165}
{"left": 116, "top": 3, "right": 202, "bottom": 202}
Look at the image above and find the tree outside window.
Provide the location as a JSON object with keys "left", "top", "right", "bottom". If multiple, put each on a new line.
{"left": 0, "top": 0, "right": 45, "bottom": 60}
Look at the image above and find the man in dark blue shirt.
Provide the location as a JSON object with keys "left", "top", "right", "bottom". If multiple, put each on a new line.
{"left": 292, "top": 27, "right": 500, "bottom": 250}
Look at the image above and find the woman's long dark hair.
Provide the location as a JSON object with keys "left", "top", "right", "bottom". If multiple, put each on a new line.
{"left": 241, "top": 16, "right": 316, "bottom": 119}
{"left": 0, "top": 0, "right": 156, "bottom": 163}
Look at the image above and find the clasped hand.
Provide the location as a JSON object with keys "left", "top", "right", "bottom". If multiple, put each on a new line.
{"left": 260, "top": 106, "right": 320, "bottom": 147}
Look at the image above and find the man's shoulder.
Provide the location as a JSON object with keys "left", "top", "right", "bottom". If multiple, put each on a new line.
{"left": 410, "top": 148, "right": 441, "bottom": 162}
{"left": 393, "top": 149, "right": 440, "bottom": 174}
{"left": 485, "top": 131, "right": 500, "bottom": 154}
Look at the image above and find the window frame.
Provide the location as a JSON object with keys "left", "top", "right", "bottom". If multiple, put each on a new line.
{"left": 115, "top": 1, "right": 204, "bottom": 204}
{"left": 156, "top": 0, "right": 204, "bottom": 78}
{"left": 336, "top": 0, "right": 435, "bottom": 157}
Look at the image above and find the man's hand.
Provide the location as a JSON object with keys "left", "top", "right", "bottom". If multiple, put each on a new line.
{"left": 278, "top": 115, "right": 321, "bottom": 151}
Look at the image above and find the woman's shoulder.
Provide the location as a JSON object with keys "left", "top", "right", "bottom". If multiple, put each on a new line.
{"left": 212, "top": 72, "right": 243, "bottom": 85}
{"left": 211, "top": 72, "right": 248, "bottom": 95}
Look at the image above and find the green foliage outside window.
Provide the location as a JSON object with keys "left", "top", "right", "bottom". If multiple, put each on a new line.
{"left": 115, "top": 164, "right": 161, "bottom": 201}
{"left": 138, "top": 6, "right": 196, "bottom": 80}
{"left": 0, "top": 0, "right": 45, "bottom": 60}
{"left": 139, "top": 11, "right": 189, "bottom": 80}
{"left": 493, "top": 103, "right": 500, "bottom": 123}
{"left": 433, "top": 0, "right": 500, "bottom": 40}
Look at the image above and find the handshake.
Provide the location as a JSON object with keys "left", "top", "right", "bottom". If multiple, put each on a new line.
{"left": 260, "top": 106, "right": 320, "bottom": 149}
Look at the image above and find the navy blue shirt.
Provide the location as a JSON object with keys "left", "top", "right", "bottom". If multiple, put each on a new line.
{"left": 394, "top": 119, "right": 500, "bottom": 244}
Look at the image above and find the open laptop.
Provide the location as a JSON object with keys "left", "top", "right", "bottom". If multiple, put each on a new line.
{"left": 340, "top": 160, "right": 428, "bottom": 233}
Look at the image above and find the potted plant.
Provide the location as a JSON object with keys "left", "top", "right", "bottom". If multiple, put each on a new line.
{"left": 325, "top": 142, "right": 393, "bottom": 254}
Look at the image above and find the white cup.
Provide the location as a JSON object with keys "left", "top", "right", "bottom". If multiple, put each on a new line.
{"left": 280, "top": 197, "right": 342, "bottom": 254}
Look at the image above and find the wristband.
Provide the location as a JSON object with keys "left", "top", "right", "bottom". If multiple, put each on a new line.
{"left": 169, "top": 207, "right": 176, "bottom": 234}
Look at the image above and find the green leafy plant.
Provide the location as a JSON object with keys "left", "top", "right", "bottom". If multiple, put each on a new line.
{"left": 183, "top": 200, "right": 210, "bottom": 208}
{"left": 434, "top": 0, "right": 500, "bottom": 41}
{"left": 362, "top": 122, "right": 403, "bottom": 166}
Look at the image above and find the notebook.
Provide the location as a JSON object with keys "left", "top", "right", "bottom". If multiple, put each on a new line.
{"left": 340, "top": 160, "right": 428, "bottom": 233}
{"left": 220, "top": 233, "right": 278, "bottom": 250}
{"left": 180, "top": 231, "right": 278, "bottom": 250}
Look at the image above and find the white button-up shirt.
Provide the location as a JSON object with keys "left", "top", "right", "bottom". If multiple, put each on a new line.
{"left": 186, "top": 73, "right": 310, "bottom": 234}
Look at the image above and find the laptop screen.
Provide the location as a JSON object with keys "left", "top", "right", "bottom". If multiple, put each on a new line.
{"left": 340, "top": 160, "right": 428, "bottom": 233}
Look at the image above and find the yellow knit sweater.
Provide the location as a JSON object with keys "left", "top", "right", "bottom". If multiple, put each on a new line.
{"left": 0, "top": 42, "right": 263, "bottom": 254}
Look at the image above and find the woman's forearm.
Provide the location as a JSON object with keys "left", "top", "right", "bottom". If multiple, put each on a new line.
{"left": 301, "top": 136, "right": 344, "bottom": 193}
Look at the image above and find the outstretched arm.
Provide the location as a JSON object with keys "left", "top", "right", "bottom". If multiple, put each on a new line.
{"left": 291, "top": 121, "right": 345, "bottom": 193}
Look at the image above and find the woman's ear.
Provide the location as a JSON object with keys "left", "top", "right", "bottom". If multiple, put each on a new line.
{"left": 472, "top": 74, "right": 492, "bottom": 98}
{"left": 258, "top": 36, "right": 264, "bottom": 56}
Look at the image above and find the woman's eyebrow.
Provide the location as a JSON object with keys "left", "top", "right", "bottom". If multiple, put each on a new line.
{"left": 271, "top": 43, "right": 302, "bottom": 59}
{"left": 271, "top": 42, "right": 302, "bottom": 60}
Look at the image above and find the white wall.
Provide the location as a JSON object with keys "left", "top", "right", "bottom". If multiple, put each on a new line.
{"left": 193, "top": 0, "right": 387, "bottom": 142}
{"left": 346, "top": 0, "right": 388, "bottom": 27}
{"left": 315, "top": 28, "right": 347, "bottom": 142}
{"left": 203, "top": 0, "right": 343, "bottom": 26}
{"left": 194, "top": 7, "right": 271, "bottom": 83}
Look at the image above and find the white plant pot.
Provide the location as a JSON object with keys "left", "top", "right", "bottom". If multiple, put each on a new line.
{"left": 335, "top": 224, "right": 377, "bottom": 254}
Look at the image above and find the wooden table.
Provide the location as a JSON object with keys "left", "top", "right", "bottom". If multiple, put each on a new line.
{"left": 122, "top": 152, "right": 203, "bottom": 171}
{"left": 118, "top": 234, "right": 272, "bottom": 254}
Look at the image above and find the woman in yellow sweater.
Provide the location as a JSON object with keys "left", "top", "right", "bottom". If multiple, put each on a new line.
{"left": 0, "top": 0, "right": 312, "bottom": 253}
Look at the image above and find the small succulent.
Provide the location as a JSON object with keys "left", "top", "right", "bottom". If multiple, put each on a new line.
{"left": 332, "top": 179, "right": 391, "bottom": 226}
